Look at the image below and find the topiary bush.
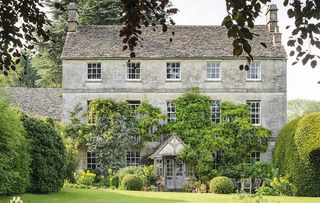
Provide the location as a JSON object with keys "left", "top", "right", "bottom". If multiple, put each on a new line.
{"left": 210, "top": 176, "right": 234, "bottom": 194}
{"left": 273, "top": 113, "right": 320, "bottom": 196}
{"left": 0, "top": 102, "right": 30, "bottom": 195}
{"left": 120, "top": 175, "right": 143, "bottom": 191}
{"left": 21, "top": 115, "right": 67, "bottom": 194}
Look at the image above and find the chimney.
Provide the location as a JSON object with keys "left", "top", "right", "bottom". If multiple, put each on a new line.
{"left": 265, "top": 4, "right": 278, "bottom": 32}
{"left": 68, "top": 1, "right": 78, "bottom": 32}
{"left": 273, "top": 26, "right": 282, "bottom": 46}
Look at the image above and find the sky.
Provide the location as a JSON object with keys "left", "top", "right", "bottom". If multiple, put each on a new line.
{"left": 170, "top": 0, "right": 320, "bottom": 101}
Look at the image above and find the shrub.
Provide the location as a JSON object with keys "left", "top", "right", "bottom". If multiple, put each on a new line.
{"left": 75, "top": 170, "right": 96, "bottom": 186}
{"left": 0, "top": 102, "right": 30, "bottom": 195}
{"left": 22, "top": 115, "right": 67, "bottom": 193}
{"left": 120, "top": 175, "right": 143, "bottom": 191}
{"left": 182, "top": 178, "right": 201, "bottom": 193}
{"left": 117, "top": 166, "right": 146, "bottom": 185}
{"left": 210, "top": 176, "right": 234, "bottom": 194}
{"left": 273, "top": 113, "right": 320, "bottom": 196}
{"left": 199, "top": 184, "right": 207, "bottom": 193}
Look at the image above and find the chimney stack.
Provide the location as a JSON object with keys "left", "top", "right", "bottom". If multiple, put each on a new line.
{"left": 266, "top": 4, "right": 282, "bottom": 46}
{"left": 68, "top": 1, "right": 78, "bottom": 32}
{"left": 266, "top": 4, "right": 278, "bottom": 32}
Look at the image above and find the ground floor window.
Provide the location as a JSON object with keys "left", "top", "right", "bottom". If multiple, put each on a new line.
{"left": 126, "top": 151, "right": 141, "bottom": 166}
{"left": 213, "top": 151, "right": 222, "bottom": 169}
{"left": 166, "top": 159, "right": 174, "bottom": 178}
{"left": 175, "top": 160, "right": 183, "bottom": 177}
{"left": 250, "top": 152, "right": 261, "bottom": 164}
{"left": 87, "top": 151, "right": 97, "bottom": 169}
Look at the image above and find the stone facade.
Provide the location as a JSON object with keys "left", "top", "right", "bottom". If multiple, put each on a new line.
{"left": 62, "top": 58, "right": 287, "bottom": 162}
{"left": 61, "top": 3, "right": 287, "bottom": 167}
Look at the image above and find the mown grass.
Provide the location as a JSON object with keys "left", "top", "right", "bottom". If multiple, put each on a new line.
{"left": 1, "top": 187, "right": 320, "bottom": 203}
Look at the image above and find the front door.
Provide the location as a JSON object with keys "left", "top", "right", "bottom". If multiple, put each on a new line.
{"left": 165, "top": 158, "right": 185, "bottom": 190}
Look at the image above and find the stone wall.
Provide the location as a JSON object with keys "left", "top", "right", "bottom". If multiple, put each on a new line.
{"left": 62, "top": 58, "right": 287, "bottom": 162}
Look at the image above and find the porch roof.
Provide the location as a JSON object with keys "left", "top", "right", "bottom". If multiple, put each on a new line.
{"left": 150, "top": 135, "right": 185, "bottom": 159}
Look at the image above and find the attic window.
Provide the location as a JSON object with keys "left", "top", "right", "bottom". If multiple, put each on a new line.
{"left": 87, "top": 63, "right": 101, "bottom": 80}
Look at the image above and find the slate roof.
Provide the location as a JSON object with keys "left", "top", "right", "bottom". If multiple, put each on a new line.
{"left": 6, "top": 88, "right": 62, "bottom": 120}
{"left": 61, "top": 25, "right": 287, "bottom": 59}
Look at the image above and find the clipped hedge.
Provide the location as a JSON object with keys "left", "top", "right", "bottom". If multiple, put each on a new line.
{"left": 273, "top": 113, "right": 320, "bottom": 196}
{"left": 120, "top": 175, "right": 143, "bottom": 191}
{"left": 22, "top": 115, "right": 67, "bottom": 193}
{"left": 210, "top": 176, "right": 234, "bottom": 194}
{"left": 0, "top": 102, "right": 30, "bottom": 195}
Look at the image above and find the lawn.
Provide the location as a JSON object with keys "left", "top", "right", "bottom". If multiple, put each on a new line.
{"left": 1, "top": 187, "right": 320, "bottom": 203}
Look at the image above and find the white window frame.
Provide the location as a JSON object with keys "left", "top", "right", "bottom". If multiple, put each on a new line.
{"left": 126, "top": 151, "right": 141, "bottom": 166}
{"left": 87, "top": 151, "right": 98, "bottom": 169}
{"left": 166, "top": 101, "right": 176, "bottom": 123}
{"left": 166, "top": 62, "right": 181, "bottom": 81}
{"left": 127, "top": 100, "right": 141, "bottom": 116}
{"left": 207, "top": 62, "right": 221, "bottom": 80}
{"left": 87, "top": 62, "right": 102, "bottom": 81}
{"left": 211, "top": 100, "right": 221, "bottom": 123}
{"left": 246, "top": 100, "right": 261, "bottom": 125}
{"left": 246, "top": 62, "right": 261, "bottom": 81}
{"left": 127, "top": 62, "right": 141, "bottom": 80}
{"left": 250, "top": 151, "right": 261, "bottom": 164}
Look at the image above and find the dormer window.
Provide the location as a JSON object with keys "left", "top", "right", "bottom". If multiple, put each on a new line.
{"left": 87, "top": 63, "right": 101, "bottom": 80}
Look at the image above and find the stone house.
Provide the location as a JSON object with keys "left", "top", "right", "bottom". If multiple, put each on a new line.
{"left": 61, "top": 3, "right": 286, "bottom": 189}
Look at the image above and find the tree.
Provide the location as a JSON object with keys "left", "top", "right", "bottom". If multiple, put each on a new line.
{"left": 288, "top": 99, "right": 320, "bottom": 121}
{"left": 1, "top": 0, "right": 319, "bottom": 78}
{"left": 28, "top": 0, "right": 123, "bottom": 87}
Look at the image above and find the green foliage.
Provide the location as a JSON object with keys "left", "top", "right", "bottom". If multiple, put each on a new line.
{"left": 288, "top": 99, "right": 320, "bottom": 121}
{"left": 257, "top": 175, "right": 297, "bottom": 196}
{"left": 75, "top": 170, "right": 96, "bottom": 186}
{"left": 0, "top": 102, "right": 30, "bottom": 195}
{"left": 209, "top": 176, "right": 234, "bottom": 194}
{"left": 86, "top": 99, "right": 140, "bottom": 171}
{"left": 120, "top": 175, "right": 144, "bottom": 191}
{"left": 181, "top": 178, "right": 201, "bottom": 193}
{"left": 273, "top": 113, "right": 320, "bottom": 196}
{"left": 136, "top": 101, "right": 166, "bottom": 142}
{"left": 78, "top": 0, "right": 121, "bottom": 25}
{"left": 21, "top": 115, "right": 67, "bottom": 193}
{"left": 176, "top": 90, "right": 270, "bottom": 177}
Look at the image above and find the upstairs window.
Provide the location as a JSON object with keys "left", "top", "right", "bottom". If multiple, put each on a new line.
{"left": 166, "top": 101, "right": 176, "bottom": 123}
{"left": 127, "top": 62, "right": 140, "bottom": 80}
{"left": 166, "top": 62, "right": 180, "bottom": 80}
{"left": 211, "top": 100, "right": 221, "bottom": 123}
{"left": 87, "top": 63, "right": 101, "bottom": 80}
{"left": 246, "top": 100, "right": 261, "bottom": 125}
{"left": 246, "top": 62, "right": 261, "bottom": 80}
{"left": 127, "top": 100, "right": 141, "bottom": 116}
{"left": 87, "top": 151, "right": 98, "bottom": 169}
{"left": 207, "top": 62, "right": 221, "bottom": 80}
{"left": 126, "top": 151, "right": 140, "bottom": 166}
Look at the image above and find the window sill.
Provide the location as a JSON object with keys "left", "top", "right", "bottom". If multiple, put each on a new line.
{"left": 252, "top": 123, "right": 261, "bottom": 126}
{"left": 86, "top": 79, "right": 102, "bottom": 83}
{"left": 126, "top": 79, "right": 141, "bottom": 82}
{"left": 206, "top": 79, "right": 221, "bottom": 82}
{"left": 246, "top": 79, "right": 262, "bottom": 82}
{"left": 166, "top": 79, "right": 181, "bottom": 82}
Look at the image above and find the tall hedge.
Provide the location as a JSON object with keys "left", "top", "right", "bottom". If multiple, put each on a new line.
{"left": 273, "top": 113, "right": 320, "bottom": 196}
{"left": 0, "top": 102, "right": 30, "bottom": 195}
{"left": 21, "top": 115, "right": 66, "bottom": 193}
